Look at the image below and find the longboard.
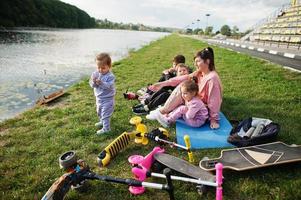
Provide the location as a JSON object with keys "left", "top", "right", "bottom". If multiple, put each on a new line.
{"left": 199, "top": 142, "right": 301, "bottom": 171}
{"left": 154, "top": 153, "right": 215, "bottom": 183}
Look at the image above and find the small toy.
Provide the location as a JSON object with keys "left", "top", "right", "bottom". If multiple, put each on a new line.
{"left": 123, "top": 89, "right": 138, "bottom": 100}
{"left": 42, "top": 151, "right": 175, "bottom": 200}
{"left": 199, "top": 141, "right": 301, "bottom": 171}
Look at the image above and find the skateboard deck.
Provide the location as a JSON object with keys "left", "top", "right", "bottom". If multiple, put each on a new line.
{"left": 154, "top": 153, "right": 215, "bottom": 183}
{"left": 200, "top": 142, "right": 301, "bottom": 171}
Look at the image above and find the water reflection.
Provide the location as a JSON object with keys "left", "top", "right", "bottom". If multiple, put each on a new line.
{"left": 0, "top": 31, "right": 57, "bottom": 44}
{"left": 0, "top": 29, "right": 169, "bottom": 121}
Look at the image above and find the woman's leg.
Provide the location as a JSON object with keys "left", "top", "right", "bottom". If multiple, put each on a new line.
{"left": 159, "top": 84, "right": 184, "bottom": 114}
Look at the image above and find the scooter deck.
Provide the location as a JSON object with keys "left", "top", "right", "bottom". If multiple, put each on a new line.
{"left": 154, "top": 153, "right": 215, "bottom": 183}
{"left": 199, "top": 142, "right": 301, "bottom": 171}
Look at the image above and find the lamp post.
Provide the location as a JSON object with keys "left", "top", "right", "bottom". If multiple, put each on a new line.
{"left": 205, "top": 13, "right": 210, "bottom": 29}
{"left": 197, "top": 19, "right": 200, "bottom": 30}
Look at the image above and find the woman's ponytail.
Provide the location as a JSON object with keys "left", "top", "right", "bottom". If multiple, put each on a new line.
{"left": 194, "top": 47, "right": 215, "bottom": 71}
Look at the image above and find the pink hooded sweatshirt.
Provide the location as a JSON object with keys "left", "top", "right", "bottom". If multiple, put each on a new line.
{"left": 156, "top": 71, "right": 222, "bottom": 124}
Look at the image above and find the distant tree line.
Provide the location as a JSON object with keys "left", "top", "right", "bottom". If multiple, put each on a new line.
{"left": 0, "top": 0, "right": 172, "bottom": 32}
{"left": 0, "top": 0, "right": 96, "bottom": 28}
{"left": 183, "top": 24, "right": 252, "bottom": 39}
{"left": 95, "top": 19, "right": 172, "bottom": 32}
{"left": 0, "top": 0, "right": 95, "bottom": 28}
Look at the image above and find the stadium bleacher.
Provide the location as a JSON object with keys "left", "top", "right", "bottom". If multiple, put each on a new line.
{"left": 243, "top": 1, "right": 301, "bottom": 49}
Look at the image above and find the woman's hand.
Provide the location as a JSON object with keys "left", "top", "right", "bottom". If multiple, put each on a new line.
{"left": 210, "top": 121, "right": 220, "bottom": 129}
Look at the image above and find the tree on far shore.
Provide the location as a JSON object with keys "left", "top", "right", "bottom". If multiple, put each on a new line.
{"left": 221, "top": 25, "right": 231, "bottom": 36}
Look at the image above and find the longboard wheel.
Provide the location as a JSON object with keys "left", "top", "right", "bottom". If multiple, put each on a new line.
{"left": 151, "top": 161, "right": 164, "bottom": 173}
{"left": 59, "top": 151, "right": 77, "bottom": 170}
{"left": 199, "top": 157, "right": 209, "bottom": 168}
{"left": 201, "top": 157, "right": 209, "bottom": 161}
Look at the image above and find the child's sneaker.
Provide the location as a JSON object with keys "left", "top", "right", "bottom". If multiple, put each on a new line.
{"left": 146, "top": 108, "right": 160, "bottom": 120}
{"left": 156, "top": 112, "right": 170, "bottom": 128}
{"left": 96, "top": 128, "right": 110, "bottom": 135}
{"left": 136, "top": 87, "right": 147, "bottom": 96}
{"left": 95, "top": 121, "right": 103, "bottom": 128}
{"left": 133, "top": 104, "right": 149, "bottom": 115}
{"left": 133, "top": 104, "right": 144, "bottom": 109}
{"left": 138, "top": 93, "right": 150, "bottom": 102}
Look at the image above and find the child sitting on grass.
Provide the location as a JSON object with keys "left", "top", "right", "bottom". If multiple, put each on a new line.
{"left": 158, "top": 54, "right": 186, "bottom": 82}
{"left": 134, "top": 54, "right": 186, "bottom": 97}
{"left": 133, "top": 63, "right": 190, "bottom": 115}
{"left": 89, "top": 53, "right": 116, "bottom": 135}
{"left": 155, "top": 79, "right": 208, "bottom": 128}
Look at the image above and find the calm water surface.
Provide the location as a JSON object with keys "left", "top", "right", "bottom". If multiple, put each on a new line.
{"left": 0, "top": 29, "right": 169, "bottom": 121}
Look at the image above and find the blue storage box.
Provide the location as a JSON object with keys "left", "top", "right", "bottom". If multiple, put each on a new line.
{"left": 176, "top": 112, "right": 233, "bottom": 149}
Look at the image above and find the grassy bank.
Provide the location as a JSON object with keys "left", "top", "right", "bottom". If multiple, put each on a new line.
{"left": 0, "top": 34, "right": 300, "bottom": 200}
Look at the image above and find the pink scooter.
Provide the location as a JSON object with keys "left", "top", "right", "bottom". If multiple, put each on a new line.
{"left": 128, "top": 146, "right": 165, "bottom": 194}
{"left": 128, "top": 147, "right": 223, "bottom": 200}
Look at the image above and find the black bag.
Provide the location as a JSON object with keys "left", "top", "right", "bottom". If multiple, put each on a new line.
{"left": 227, "top": 117, "right": 280, "bottom": 147}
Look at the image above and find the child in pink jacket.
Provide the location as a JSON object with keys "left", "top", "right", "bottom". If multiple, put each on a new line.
{"left": 156, "top": 80, "right": 208, "bottom": 128}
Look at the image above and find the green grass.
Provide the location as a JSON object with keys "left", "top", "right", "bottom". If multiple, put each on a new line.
{"left": 0, "top": 34, "right": 300, "bottom": 200}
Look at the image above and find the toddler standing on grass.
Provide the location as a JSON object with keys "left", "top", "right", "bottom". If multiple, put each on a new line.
{"left": 89, "top": 53, "right": 115, "bottom": 135}
{"left": 156, "top": 79, "right": 208, "bottom": 128}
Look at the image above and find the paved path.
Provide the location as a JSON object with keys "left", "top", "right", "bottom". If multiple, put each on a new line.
{"left": 186, "top": 35, "right": 301, "bottom": 72}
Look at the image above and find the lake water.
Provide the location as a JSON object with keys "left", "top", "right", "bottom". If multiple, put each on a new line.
{"left": 0, "top": 29, "right": 169, "bottom": 121}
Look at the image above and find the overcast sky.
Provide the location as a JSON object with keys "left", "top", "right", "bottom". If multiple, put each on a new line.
{"left": 60, "top": 0, "right": 289, "bottom": 32}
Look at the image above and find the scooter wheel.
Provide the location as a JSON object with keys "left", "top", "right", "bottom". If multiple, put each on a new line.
{"left": 59, "top": 151, "right": 78, "bottom": 170}
{"left": 196, "top": 184, "right": 208, "bottom": 196}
